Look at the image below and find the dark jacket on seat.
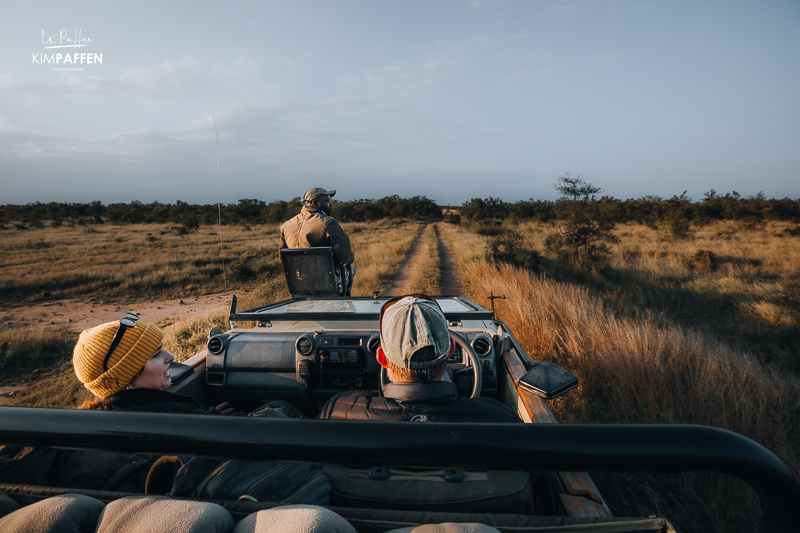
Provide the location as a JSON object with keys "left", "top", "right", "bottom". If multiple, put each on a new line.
{"left": 94, "top": 389, "right": 206, "bottom": 414}
{"left": 0, "top": 391, "right": 207, "bottom": 493}
{"left": 317, "top": 381, "right": 521, "bottom": 423}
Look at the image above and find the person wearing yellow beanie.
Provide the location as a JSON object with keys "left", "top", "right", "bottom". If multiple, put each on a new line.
{"left": 73, "top": 316, "right": 233, "bottom": 414}
{"left": 73, "top": 319, "right": 167, "bottom": 398}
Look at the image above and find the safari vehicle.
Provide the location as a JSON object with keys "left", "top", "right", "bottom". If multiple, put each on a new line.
{"left": 0, "top": 249, "right": 798, "bottom": 532}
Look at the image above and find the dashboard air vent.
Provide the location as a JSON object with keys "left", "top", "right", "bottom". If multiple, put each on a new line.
{"left": 296, "top": 335, "right": 314, "bottom": 356}
{"left": 207, "top": 336, "right": 225, "bottom": 355}
{"left": 472, "top": 336, "right": 492, "bottom": 356}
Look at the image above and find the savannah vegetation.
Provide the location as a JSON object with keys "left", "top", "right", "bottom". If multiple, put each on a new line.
{"left": 0, "top": 218, "right": 422, "bottom": 406}
{"left": 2, "top": 187, "right": 799, "bottom": 532}
{"left": 438, "top": 221, "right": 800, "bottom": 533}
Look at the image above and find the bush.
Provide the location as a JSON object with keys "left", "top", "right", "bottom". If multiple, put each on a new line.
{"left": 24, "top": 239, "right": 53, "bottom": 250}
{"left": 487, "top": 232, "right": 540, "bottom": 271}
{"left": 782, "top": 225, "right": 800, "bottom": 237}
{"left": 686, "top": 250, "right": 717, "bottom": 272}
{"left": 443, "top": 211, "right": 461, "bottom": 225}
{"left": 667, "top": 217, "right": 694, "bottom": 240}
{"left": 227, "top": 260, "right": 256, "bottom": 282}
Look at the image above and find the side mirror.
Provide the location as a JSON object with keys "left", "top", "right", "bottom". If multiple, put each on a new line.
{"left": 518, "top": 361, "right": 578, "bottom": 400}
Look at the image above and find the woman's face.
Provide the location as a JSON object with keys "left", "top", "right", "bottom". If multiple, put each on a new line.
{"left": 130, "top": 344, "right": 174, "bottom": 390}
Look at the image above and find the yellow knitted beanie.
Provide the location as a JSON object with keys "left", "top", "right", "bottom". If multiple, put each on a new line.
{"left": 73, "top": 321, "right": 164, "bottom": 398}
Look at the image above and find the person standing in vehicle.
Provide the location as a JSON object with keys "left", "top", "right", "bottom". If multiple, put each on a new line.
{"left": 280, "top": 187, "right": 355, "bottom": 294}
{"left": 318, "top": 295, "right": 520, "bottom": 422}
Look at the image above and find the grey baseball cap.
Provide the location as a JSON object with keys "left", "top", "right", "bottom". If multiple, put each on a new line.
{"left": 303, "top": 187, "right": 336, "bottom": 203}
{"left": 380, "top": 296, "right": 451, "bottom": 369}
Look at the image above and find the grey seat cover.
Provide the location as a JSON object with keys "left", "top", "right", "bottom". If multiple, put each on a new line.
{"left": 0, "top": 493, "right": 104, "bottom": 533}
{"left": 96, "top": 495, "right": 234, "bottom": 533}
{"left": 232, "top": 505, "right": 356, "bottom": 533}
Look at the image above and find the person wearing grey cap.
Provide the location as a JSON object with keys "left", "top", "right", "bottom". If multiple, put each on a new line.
{"left": 318, "top": 295, "right": 520, "bottom": 423}
{"left": 280, "top": 187, "right": 355, "bottom": 293}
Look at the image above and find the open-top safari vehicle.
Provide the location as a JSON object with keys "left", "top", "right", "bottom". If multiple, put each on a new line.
{"left": 0, "top": 248, "right": 798, "bottom": 532}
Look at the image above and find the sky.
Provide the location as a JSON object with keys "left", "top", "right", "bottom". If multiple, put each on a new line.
{"left": 1, "top": 0, "right": 798, "bottom": 206}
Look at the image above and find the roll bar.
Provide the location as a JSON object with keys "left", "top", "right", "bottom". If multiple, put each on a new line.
{"left": 0, "top": 407, "right": 797, "bottom": 533}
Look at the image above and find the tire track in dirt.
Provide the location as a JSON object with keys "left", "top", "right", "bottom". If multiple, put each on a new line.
{"left": 385, "top": 223, "right": 464, "bottom": 296}
{"left": 385, "top": 224, "right": 429, "bottom": 295}
{"left": 435, "top": 224, "right": 465, "bottom": 295}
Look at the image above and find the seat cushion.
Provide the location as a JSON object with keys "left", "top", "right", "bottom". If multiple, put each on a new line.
{"left": 232, "top": 505, "right": 356, "bottom": 533}
{"left": 96, "top": 496, "right": 234, "bottom": 533}
{"left": 0, "top": 494, "right": 105, "bottom": 533}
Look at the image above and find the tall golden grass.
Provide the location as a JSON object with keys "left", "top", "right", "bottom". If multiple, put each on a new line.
{"left": 349, "top": 221, "right": 422, "bottom": 296}
{"left": 0, "top": 328, "right": 92, "bottom": 408}
{"left": 439, "top": 223, "right": 800, "bottom": 533}
{"left": 517, "top": 220, "right": 800, "bottom": 371}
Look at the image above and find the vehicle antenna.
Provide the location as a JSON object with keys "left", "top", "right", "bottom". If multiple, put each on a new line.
{"left": 212, "top": 110, "right": 229, "bottom": 303}
{"left": 487, "top": 291, "right": 506, "bottom": 320}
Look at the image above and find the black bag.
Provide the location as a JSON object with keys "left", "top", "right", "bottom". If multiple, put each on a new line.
{"left": 192, "top": 460, "right": 330, "bottom": 505}
{"left": 323, "top": 465, "right": 534, "bottom": 514}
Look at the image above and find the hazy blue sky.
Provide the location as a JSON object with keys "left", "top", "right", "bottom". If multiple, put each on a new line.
{"left": 1, "top": 0, "right": 798, "bottom": 205}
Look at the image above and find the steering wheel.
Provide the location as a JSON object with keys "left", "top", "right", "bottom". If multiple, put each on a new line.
{"left": 450, "top": 330, "right": 482, "bottom": 399}
{"left": 379, "top": 330, "right": 482, "bottom": 399}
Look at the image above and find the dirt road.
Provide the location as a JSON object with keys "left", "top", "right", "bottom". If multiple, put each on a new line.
{"left": 385, "top": 223, "right": 464, "bottom": 295}
{"left": 0, "top": 292, "right": 235, "bottom": 333}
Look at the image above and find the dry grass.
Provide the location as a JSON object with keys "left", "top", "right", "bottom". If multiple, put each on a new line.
{"left": 0, "top": 224, "right": 282, "bottom": 303}
{"left": 439, "top": 222, "right": 800, "bottom": 533}
{"left": 349, "top": 221, "right": 422, "bottom": 296}
{"left": 0, "top": 220, "right": 422, "bottom": 404}
{"left": 514, "top": 220, "right": 800, "bottom": 370}
{"left": 0, "top": 219, "right": 420, "bottom": 303}
{"left": 0, "top": 329, "right": 92, "bottom": 408}
{"left": 399, "top": 223, "right": 441, "bottom": 295}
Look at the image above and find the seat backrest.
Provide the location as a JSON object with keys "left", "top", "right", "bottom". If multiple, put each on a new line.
{"left": 280, "top": 247, "right": 341, "bottom": 297}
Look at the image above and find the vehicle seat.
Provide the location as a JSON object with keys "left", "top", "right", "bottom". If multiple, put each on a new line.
{"left": 97, "top": 496, "right": 234, "bottom": 533}
{"left": 0, "top": 494, "right": 358, "bottom": 533}
{"left": 233, "top": 505, "right": 356, "bottom": 533}
{"left": 0, "top": 493, "right": 104, "bottom": 533}
{"left": 280, "top": 247, "right": 350, "bottom": 297}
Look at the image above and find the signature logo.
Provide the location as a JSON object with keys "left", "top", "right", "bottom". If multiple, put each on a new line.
{"left": 33, "top": 29, "right": 103, "bottom": 69}
{"left": 42, "top": 29, "right": 92, "bottom": 49}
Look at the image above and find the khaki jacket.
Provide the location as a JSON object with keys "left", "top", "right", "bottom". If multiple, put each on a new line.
{"left": 280, "top": 206, "right": 354, "bottom": 264}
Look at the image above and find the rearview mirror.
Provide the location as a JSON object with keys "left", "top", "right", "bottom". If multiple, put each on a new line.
{"left": 518, "top": 362, "right": 579, "bottom": 400}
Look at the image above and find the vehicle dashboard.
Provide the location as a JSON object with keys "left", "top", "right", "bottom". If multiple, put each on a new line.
{"left": 203, "top": 320, "right": 501, "bottom": 411}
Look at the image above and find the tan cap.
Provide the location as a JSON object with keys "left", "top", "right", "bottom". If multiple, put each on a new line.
{"left": 380, "top": 297, "right": 451, "bottom": 369}
{"left": 303, "top": 187, "right": 336, "bottom": 203}
{"left": 73, "top": 321, "right": 164, "bottom": 398}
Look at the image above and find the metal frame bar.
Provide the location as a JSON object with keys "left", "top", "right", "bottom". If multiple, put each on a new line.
{"left": 230, "top": 295, "right": 495, "bottom": 322}
{"left": 0, "top": 408, "right": 797, "bottom": 532}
